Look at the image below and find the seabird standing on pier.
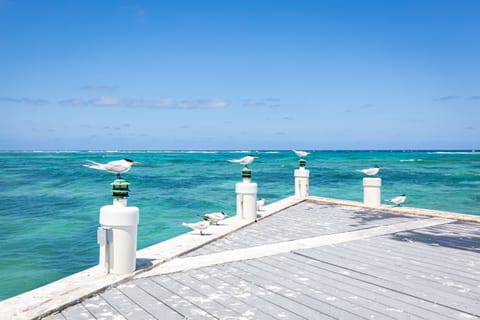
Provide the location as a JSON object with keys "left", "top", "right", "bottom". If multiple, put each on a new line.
{"left": 228, "top": 155, "right": 257, "bottom": 168}
{"left": 292, "top": 149, "right": 310, "bottom": 158}
{"left": 83, "top": 159, "right": 140, "bottom": 178}
{"left": 196, "top": 212, "right": 228, "bottom": 225}
{"left": 386, "top": 194, "right": 407, "bottom": 206}
{"left": 256, "top": 198, "right": 267, "bottom": 211}
{"left": 181, "top": 220, "right": 210, "bottom": 235}
{"left": 358, "top": 165, "right": 382, "bottom": 176}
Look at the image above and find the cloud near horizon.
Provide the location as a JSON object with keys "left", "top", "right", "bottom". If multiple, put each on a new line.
{"left": 434, "top": 95, "right": 461, "bottom": 102}
{"left": 0, "top": 95, "right": 227, "bottom": 109}
{"left": 58, "top": 96, "right": 228, "bottom": 109}
{"left": 242, "top": 98, "right": 281, "bottom": 108}
{"left": 0, "top": 96, "right": 49, "bottom": 105}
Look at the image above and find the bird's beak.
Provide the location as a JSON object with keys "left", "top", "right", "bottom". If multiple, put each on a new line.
{"left": 133, "top": 162, "right": 141, "bottom": 165}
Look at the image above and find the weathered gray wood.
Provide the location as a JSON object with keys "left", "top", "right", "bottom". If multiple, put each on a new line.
{"left": 81, "top": 295, "right": 126, "bottom": 320}
{"left": 159, "top": 273, "right": 239, "bottom": 319}
{"left": 44, "top": 312, "right": 66, "bottom": 320}
{"left": 264, "top": 254, "right": 460, "bottom": 320}
{"left": 287, "top": 249, "right": 480, "bottom": 318}
{"left": 194, "top": 263, "right": 328, "bottom": 320}
{"left": 348, "top": 233, "right": 480, "bottom": 269}
{"left": 234, "top": 259, "right": 375, "bottom": 320}
{"left": 135, "top": 278, "right": 214, "bottom": 319}
{"left": 308, "top": 244, "right": 480, "bottom": 303}
{"left": 186, "top": 204, "right": 423, "bottom": 257}
{"left": 235, "top": 258, "right": 434, "bottom": 320}
{"left": 100, "top": 288, "right": 155, "bottom": 320}
{"left": 340, "top": 238, "right": 480, "bottom": 288}
{"left": 187, "top": 268, "right": 280, "bottom": 320}
{"left": 114, "top": 283, "right": 183, "bottom": 320}
{"left": 59, "top": 303, "right": 95, "bottom": 320}
{"left": 242, "top": 257, "right": 420, "bottom": 320}
{"left": 171, "top": 271, "right": 278, "bottom": 320}
{"left": 187, "top": 266, "right": 308, "bottom": 320}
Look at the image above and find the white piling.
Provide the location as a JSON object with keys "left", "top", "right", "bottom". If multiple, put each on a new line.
{"left": 294, "top": 159, "right": 309, "bottom": 199}
{"left": 236, "top": 168, "right": 258, "bottom": 220}
{"left": 98, "top": 179, "right": 139, "bottom": 275}
{"left": 363, "top": 177, "right": 382, "bottom": 207}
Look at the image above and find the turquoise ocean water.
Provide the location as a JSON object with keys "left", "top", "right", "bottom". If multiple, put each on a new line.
{"left": 1, "top": 150, "right": 479, "bottom": 300}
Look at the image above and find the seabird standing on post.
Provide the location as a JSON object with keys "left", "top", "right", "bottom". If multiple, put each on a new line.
{"left": 227, "top": 155, "right": 257, "bottom": 168}
{"left": 358, "top": 165, "right": 382, "bottom": 176}
{"left": 83, "top": 158, "right": 140, "bottom": 178}
{"left": 292, "top": 149, "right": 310, "bottom": 158}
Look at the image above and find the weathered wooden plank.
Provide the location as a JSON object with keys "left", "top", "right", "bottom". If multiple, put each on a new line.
{"left": 186, "top": 204, "right": 424, "bottom": 257}
{"left": 134, "top": 278, "right": 214, "bottom": 320}
{"left": 264, "top": 254, "right": 460, "bottom": 320}
{"left": 169, "top": 271, "right": 278, "bottom": 320}
{"left": 236, "top": 258, "right": 434, "bottom": 320}
{"left": 115, "top": 282, "right": 184, "bottom": 320}
{"left": 81, "top": 295, "right": 127, "bottom": 320}
{"left": 100, "top": 288, "right": 155, "bottom": 320}
{"left": 342, "top": 238, "right": 480, "bottom": 287}
{"left": 187, "top": 266, "right": 309, "bottom": 320}
{"left": 206, "top": 264, "right": 328, "bottom": 320}
{"left": 158, "top": 274, "right": 240, "bottom": 319}
{"left": 348, "top": 233, "right": 480, "bottom": 270}
{"left": 186, "top": 268, "right": 279, "bottom": 320}
{"left": 235, "top": 259, "right": 377, "bottom": 320}
{"left": 314, "top": 244, "right": 480, "bottom": 300}
{"left": 322, "top": 240, "right": 479, "bottom": 285}
{"left": 290, "top": 249, "right": 480, "bottom": 318}
{"left": 44, "top": 312, "right": 66, "bottom": 320}
{"left": 58, "top": 303, "right": 95, "bottom": 320}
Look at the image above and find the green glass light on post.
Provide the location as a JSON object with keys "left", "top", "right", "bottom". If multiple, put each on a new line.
{"left": 242, "top": 167, "right": 252, "bottom": 179}
{"left": 299, "top": 159, "right": 307, "bottom": 168}
{"left": 111, "top": 178, "right": 129, "bottom": 199}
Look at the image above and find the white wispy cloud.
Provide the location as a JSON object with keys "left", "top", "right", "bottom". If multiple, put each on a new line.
{"left": 0, "top": 96, "right": 49, "bottom": 105}
{"left": 1, "top": 94, "right": 228, "bottom": 109}
{"left": 434, "top": 95, "right": 461, "bottom": 102}
{"left": 81, "top": 85, "right": 117, "bottom": 91}
{"left": 242, "top": 98, "right": 281, "bottom": 108}
{"left": 59, "top": 96, "right": 228, "bottom": 109}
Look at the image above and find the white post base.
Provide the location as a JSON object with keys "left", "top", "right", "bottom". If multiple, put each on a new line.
{"left": 294, "top": 168, "right": 310, "bottom": 199}
{"left": 99, "top": 204, "right": 139, "bottom": 274}
{"left": 363, "top": 177, "right": 382, "bottom": 207}
{"left": 236, "top": 179, "right": 258, "bottom": 220}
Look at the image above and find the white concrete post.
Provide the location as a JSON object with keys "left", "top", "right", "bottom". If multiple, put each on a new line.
{"left": 294, "top": 159, "right": 309, "bottom": 199}
{"left": 363, "top": 177, "right": 382, "bottom": 207}
{"left": 236, "top": 168, "right": 258, "bottom": 220}
{"left": 98, "top": 179, "right": 139, "bottom": 275}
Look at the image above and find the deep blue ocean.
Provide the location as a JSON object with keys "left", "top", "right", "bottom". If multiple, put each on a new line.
{"left": 1, "top": 150, "right": 479, "bottom": 300}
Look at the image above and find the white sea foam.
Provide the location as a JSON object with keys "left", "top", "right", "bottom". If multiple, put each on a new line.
{"left": 431, "top": 151, "right": 479, "bottom": 155}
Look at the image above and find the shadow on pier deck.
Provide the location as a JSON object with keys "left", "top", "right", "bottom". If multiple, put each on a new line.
{"left": 10, "top": 197, "right": 480, "bottom": 319}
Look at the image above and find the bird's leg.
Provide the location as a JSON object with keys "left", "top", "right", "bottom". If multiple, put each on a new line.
{"left": 117, "top": 173, "right": 122, "bottom": 179}
{"left": 200, "top": 230, "right": 203, "bottom": 235}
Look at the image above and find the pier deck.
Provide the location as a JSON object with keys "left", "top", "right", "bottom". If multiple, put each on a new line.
{"left": 5, "top": 197, "right": 480, "bottom": 320}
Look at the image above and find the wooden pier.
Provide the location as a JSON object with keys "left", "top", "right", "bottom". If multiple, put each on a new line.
{"left": 2, "top": 196, "right": 480, "bottom": 319}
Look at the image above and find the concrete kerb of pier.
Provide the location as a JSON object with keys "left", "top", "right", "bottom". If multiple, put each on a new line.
{"left": 308, "top": 195, "right": 480, "bottom": 223}
{"left": 0, "top": 196, "right": 303, "bottom": 320}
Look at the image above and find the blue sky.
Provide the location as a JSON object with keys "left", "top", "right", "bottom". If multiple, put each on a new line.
{"left": 1, "top": 0, "right": 479, "bottom": 150}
